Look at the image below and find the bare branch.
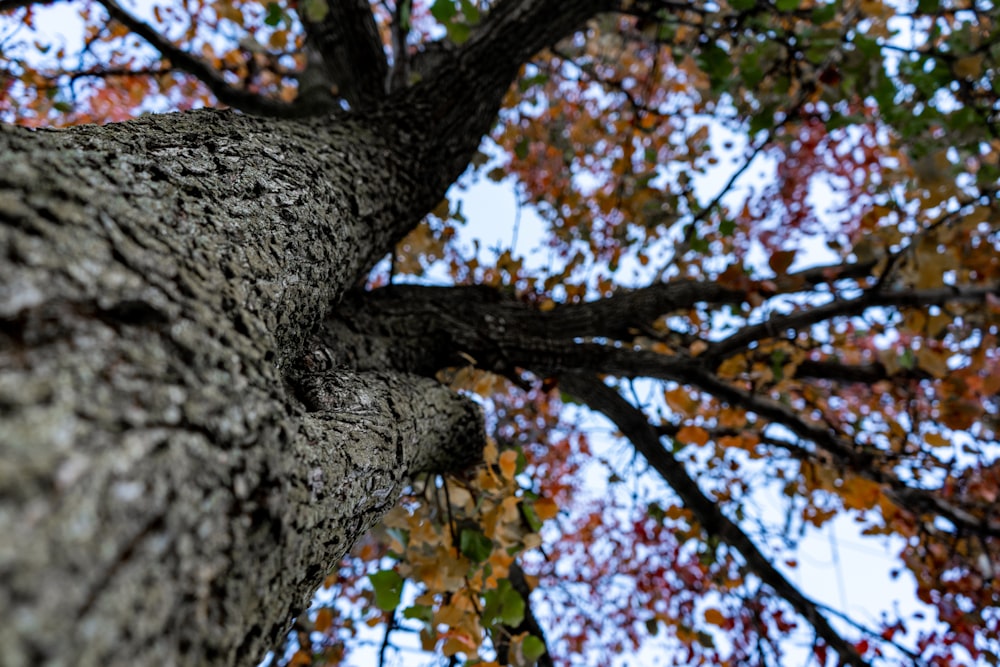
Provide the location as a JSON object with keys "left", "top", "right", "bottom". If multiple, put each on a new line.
{"left": 703, "top": 284, "right": 999, "bottom": 365}
{"left": 96, "top": 0, "right": 332, "bottom": 117}
{"left": 558, "top": 372, "right": 870, "bottom": 667}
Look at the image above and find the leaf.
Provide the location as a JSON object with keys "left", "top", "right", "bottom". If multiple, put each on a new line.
{"left": 499, "top": 449, "right": 518, "bottom": 481}
{"left": 314, "top": 607, "right": 333, "bottom": 632}
{"left": 532, "top": 497, "right": 558, "bottom": 521}
{"left": 768, "top": 249, "right": 797, "bottom": 274}
{"left": 300, "top": 0, "right": 328, "bottom": 22}
{"left": 369, "top": 569, "right": 404, "bottom": 612}
{"left": 264, "top": 2, "right": 284, "bottom": 26}
{"left": 703, "top": 607, "right": 726, "bottom": 627}
{"left": 924, "top": 432, "right": 950, "bottom": 448}
{"left": 676, "top": 425, "right": 710, "bottom": 446}
{"left": 498, "top": 582, "right": 525, "bottom": 625}
{"left": 446, "top": 21, "right": 472, "bottom": 45}
{"left": 430, "top": 0, "right": 457, "bottom": 22}
{"left": 459, "top": 0, "right": 480, "bottom": 23}
{"left": 460, "top": 528, "right": 493, "bottom": 563}
{"left": 521, "top": 634, "right": 547, "bottom": 662}
{"left": 402, "top": 604, "right": 433, "bottom": 622}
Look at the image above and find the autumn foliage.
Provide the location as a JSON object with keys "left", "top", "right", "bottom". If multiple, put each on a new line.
{"left": 4, "top": 0, "right": 1000, "bottom": 665}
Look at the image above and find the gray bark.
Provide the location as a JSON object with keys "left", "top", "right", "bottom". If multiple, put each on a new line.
{"left": 0, "top": 110, "right": 483, "bottom": 666}
{"left": 0, "top": 1, "right": 624, "bottom": 663}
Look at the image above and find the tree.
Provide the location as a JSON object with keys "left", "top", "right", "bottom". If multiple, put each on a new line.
{"left": 1, "top": 0, "right": 998, "bottom": 665}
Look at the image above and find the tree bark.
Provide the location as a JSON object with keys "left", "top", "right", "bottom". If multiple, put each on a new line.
{"left": 0, "top": 108, "right": 489, "bottom": 666}
{"left": 0, "top": 1, "right": 627, "bottom": 663}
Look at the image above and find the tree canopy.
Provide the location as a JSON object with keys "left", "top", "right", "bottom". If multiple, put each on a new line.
{"left": 2, "top": 0, "right": 1000, "bottom": 666}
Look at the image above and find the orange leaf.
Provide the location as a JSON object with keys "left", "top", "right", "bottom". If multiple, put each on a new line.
{"left": 314, "top": 607, "right": 333, "bottom": 633}
{"left": 288, "top": 649, "right": 312, "bottom": 666}
{"left": 499, "top": 449, "right": 518, "bottom": 481}
{"left": 533, "top": 497, "right": 558, "bottom": 521}
{"left": 703, "top": 607, "right": 726, "bottom": 627}
{"left": 676, "top": 425, "right": 709, "bottom": 446}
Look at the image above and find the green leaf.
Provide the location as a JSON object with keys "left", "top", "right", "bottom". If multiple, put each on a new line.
{"left": 446, "top": 21, "right": 472, "bottom": 44}
{"left": 399, "top": 0, "right": 411, "bottom": 31}
{"left": 402, "top": 604, "right": 433, "bottom": 622}
{"left": 719, "top": 217, "right": 736, "bottom": 237}
{"left": 459, "top": 0, "right": 480, "bottom": 23}
{"left": 522, "top": 502, "right": 543, "bottom": 532}
{"left": 739, "top": 51, "right": 764, "bottom": 90}
{"left": 53, "top": 101, "right": 73, "bottom": 113}
{"left": 430, "top": 0, "right": 456, "bottom": 22}
{"left": 697, "top": 43, "right": 733, "bottom": 89}
{"left": 522, "top": 635, "right": 547, "bottom": 661}
{"left": 483, "top": 579, "right": 525, "bottom": 627}
{"left": 369, "top": 569, "right": 403, "bottom": 612}
{"left": 264, "top": 2, "right": 284, "bottom": 26}
{"left": 775, "top": 0, "right": 799, "bottom": 10}
{"left": 300, "top": 0, "right": 328, "bottom": 22}
{"left": 770, "top": 349, "right": 787, "bottom": 381}
{"left": 459, "top": 528, "right": 493, "bottom": 562}
{"left": 730, "top": 0, "right": 756, "bottom": 9}
{"left": 514, "top": 137, "right": 530, "bottom": 160}
{"left": 812, "top": 1, "right": 837, "bottom": 22}
{"left": 749, "top": 106, "right": 775, "bottom": 135}
{"left": 900, "top": 348, "right": 916, "bottom": 370}
{"left": 498, "top": 582, "right": 525, "bottom": 626}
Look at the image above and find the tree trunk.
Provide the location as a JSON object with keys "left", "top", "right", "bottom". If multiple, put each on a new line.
{"left": 0, "top": 110, "right": 484, "bottom": 666}
{"left": 0, "top": 2, "right": 621, "bottom": 663}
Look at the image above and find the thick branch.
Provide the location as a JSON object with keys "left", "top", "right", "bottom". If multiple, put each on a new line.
{"left": 303, "top": 0, "right": 389, "bottom": 109}
{"left": 558, "top": 372, "right": 870, "bottom": 667}
{"left": 334, "top": 284, "right": 1000, "bottom": 539}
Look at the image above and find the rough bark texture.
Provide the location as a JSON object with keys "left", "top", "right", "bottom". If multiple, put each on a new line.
{"left": 0, "top": 110, "right": 485, "bottom": 666}
{"left": 0, "top": 1, "right": 624, "bottom": 664}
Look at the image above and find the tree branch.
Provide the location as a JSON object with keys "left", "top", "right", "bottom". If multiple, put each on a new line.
{"left": 557, "top": 372, "right": 870, "bottom": 667}
{"left": 334, "top": 282, "right": 1000, "bottom": 539}
{"left": 703, "top": 284, "right": 999, "bottom": 365}
{"left": 303, "top": 0, "right": 390, "bottom": 109}
{"left": 96, "top": 0, "right": 332, "bottom": 117}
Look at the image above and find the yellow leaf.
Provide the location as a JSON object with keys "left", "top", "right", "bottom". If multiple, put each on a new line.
{"left": 432, "top": 198, "right": 450, "bottom": 219}
{"left": 499, "top": 449, "right": 518, "bottom": 481}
